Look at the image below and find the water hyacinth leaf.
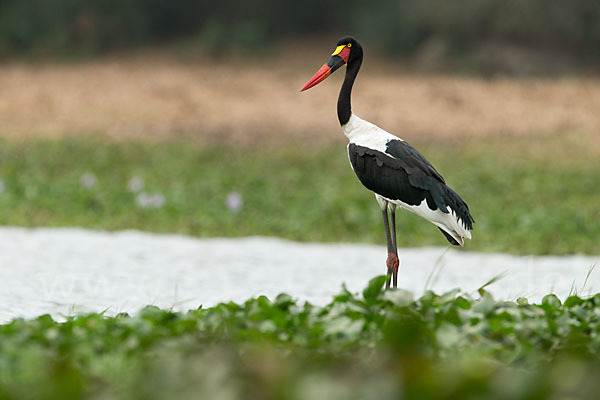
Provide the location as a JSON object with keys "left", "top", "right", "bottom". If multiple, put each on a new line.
{"left": 436, "top": 323, "right": 462, "bottom": 348}
{"left": 541, "top": 294, "right": 562, "bottom": 311}
{"left": 454, "top": 296, "right": 472, "bottom": 310}
{"left": 362, "top": 275, "right": 388, "bottom": 301}
{"left": 323, "top": 316, "right": 364, "bottom": 338}
{"left": 1, "top": 279, "right": 600, "bottom": 397}
{"left": 439, "top": 288, "right": 461, "bottom": 303}
{"left": 257, "top": 320, "right": 277, "bottom": 333}
{"left": 382, "top": 289, "right": 414, "bottom": 306}
{"left": 517, "top": 297, "right": 529, "bottom": 306}
{"left": 564, "top": 296, "right": 584, "bottom": 308}
{"left": 472, "top": 291, "right": 496, "bottom": 315}
{"left": 274, "top": 293, "right": 294, "bottom": 310}
{"left": 569, "top": 306, "right": 589, "bottom": 322}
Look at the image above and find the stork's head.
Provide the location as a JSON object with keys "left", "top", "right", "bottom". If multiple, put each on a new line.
{"left": 301, "top": 36, "right": 362, "bottom": 91}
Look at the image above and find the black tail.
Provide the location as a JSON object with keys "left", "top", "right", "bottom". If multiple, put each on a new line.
{"left": 443, "top": 185, "right": 474, "bottom": 230}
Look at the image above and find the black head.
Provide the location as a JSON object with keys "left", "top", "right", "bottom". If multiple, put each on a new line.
{"left": 301, "top": 36, "right": 363, "bottom": 91}
{"left": 335, "top": 36, "right": 363, "bottom": 65}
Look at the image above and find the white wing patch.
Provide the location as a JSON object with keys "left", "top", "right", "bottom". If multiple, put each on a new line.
{"left": 342, "top": 113, "right": 402, "bottom": 153}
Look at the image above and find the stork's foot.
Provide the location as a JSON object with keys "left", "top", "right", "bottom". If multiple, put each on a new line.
{"left": 386, "top": 253, "right": 399, "bottom": 289}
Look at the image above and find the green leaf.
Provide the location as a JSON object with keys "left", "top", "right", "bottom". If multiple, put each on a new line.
{"left": 564, "top": 296, "right": 583, "bottom": 308}
{"left": 516, "top": 297, "right": 529, "bottom": 306}
{"left": 383, "top": 289, "right": 414, "bottom": 306}
{"left": 541, "top": 294, "right": 562, "bottom": 310}
{"left": 362, "top": 275, "right": 388, "bottom": 301}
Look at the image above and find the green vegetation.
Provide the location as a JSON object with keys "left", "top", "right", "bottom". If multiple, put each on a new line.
{"left": 1, "top": 277, "right": 599, "bottom": 399}
{"left": 0, "top": 137, "right": 597, "bottom": 255}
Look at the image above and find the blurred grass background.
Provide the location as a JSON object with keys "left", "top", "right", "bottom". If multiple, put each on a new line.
{"left": 0, "top": 0, "right": 598, "bottom": 256}
{"left": 0, "top": 136, "right": 598, "bottom": 255}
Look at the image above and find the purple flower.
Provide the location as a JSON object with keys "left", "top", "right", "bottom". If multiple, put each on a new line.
{"left": 80, "top": 173, "right": 96, "bottom": 188}
{"left": 128, "top": 177, "right": 144, "bottom": 193}
{"left": 226, "top": 192, "right": 243, "bottom": 212}
{"left": 136, "top": 192, "right": 166, "bottom": 209}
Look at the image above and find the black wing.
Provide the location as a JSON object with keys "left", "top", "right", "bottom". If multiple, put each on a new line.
{"left": 347, "top": 141, "right": 473, "bottom": 230}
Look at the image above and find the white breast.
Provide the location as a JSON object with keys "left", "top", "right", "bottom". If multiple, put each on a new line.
{"left": 341, "top": 113, "right": 403, "bottom": 152}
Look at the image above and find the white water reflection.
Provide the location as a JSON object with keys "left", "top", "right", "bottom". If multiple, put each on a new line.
{"left": 0, "top": 227, "right": 598, "bottom": 322}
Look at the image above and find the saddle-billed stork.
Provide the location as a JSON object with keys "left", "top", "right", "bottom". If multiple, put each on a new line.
{"left": 301, "top": 36, "right": 474, "bottom": 288}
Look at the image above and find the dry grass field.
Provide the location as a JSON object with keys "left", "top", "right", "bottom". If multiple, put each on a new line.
{"left": 1, "top": 49, "right": 599, "bottom": 148}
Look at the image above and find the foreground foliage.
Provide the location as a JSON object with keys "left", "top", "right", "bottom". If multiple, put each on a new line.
{"left": 0, "top": 137, "right": 598, "bottom": 255}
{"left": 1, "top": 277, "right": 600, "bottom": 399}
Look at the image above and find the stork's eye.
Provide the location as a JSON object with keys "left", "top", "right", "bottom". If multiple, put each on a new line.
{"left": 347, "top": 43, "right": 352, "bottom": 47}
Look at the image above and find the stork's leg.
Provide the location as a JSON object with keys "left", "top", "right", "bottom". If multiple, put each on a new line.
{"left": 389, "top": 204, "right": 399, "bottom": 288}
{"left": 376, "top": 195, "right": 397, "bottom": 289}
{"left": 381, "top": 207, "right": 394, "bottom": 289}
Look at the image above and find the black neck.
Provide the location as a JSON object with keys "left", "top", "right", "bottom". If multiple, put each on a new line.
{"left": 337, "top": 57, "right": 362, "bottom": 126}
